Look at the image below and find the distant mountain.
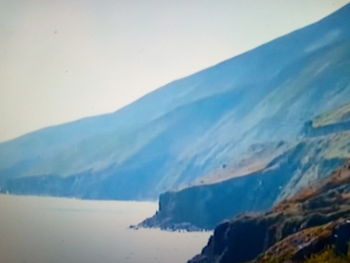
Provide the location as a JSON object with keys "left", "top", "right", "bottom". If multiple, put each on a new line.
{"left": 1, "top": 4, "right": 350, "bottom": 200}
{"left": 188, "top": 160, "right": 350, "bottom": 263}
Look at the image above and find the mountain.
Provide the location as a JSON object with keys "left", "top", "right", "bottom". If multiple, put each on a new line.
{"left": 1, "top": 4, "right": 350, "bottom": 200}
{"left": 188, "top": 160, "right": 350, "bottom": 263}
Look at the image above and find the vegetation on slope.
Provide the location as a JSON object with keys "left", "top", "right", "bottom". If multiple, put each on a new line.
{"left": 305, "top": 247, "right": 350, "bottom": 263}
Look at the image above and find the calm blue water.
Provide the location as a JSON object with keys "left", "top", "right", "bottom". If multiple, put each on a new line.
{"left": 0, "top": 194, "right": 210, "bottom": 263}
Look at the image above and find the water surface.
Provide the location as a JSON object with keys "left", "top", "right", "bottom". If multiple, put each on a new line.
{"left": 0, "top": 194, "right": 210, "bottom": 263}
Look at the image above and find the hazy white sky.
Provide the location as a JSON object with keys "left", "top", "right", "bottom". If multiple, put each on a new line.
{"left": 0, "top": 0, "right": 349, "bottom": 142}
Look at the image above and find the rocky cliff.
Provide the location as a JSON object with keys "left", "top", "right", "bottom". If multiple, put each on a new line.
{"left": 188, "top": 160, "right": 350, "bottom": 263}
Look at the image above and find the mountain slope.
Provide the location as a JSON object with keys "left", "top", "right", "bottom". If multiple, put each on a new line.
{"left": 1, "top": 4, "right": 350, "bottom": 199}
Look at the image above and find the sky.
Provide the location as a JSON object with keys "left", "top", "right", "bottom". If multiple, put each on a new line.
{"left": 1, "top": 0, "right": 349, "bottom": 142}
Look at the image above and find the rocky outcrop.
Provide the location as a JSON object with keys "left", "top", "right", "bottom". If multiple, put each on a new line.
{"left": 256, "top": 219, "right": 350, "bottom": 262}
{"left": 303, "top": 118, "right": 350, "bottom": 137}
{"left": 139, "top": 165, "right": 292, "bottom": 230}
{"left": 188, "top": 160, "right": 350, "bottom": 263}
{"left": 140, "top": 134, "right": 348, "bottom": 230}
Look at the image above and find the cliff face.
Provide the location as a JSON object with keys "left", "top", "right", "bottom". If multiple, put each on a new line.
{"left": 140, "top": 126, "right": 350, "bottom": 229}
{"left": 188, "top": 160, "right": 350, "bottom": 263}
{"left": 140, "top": 163, "right": 293, "bottom": 230}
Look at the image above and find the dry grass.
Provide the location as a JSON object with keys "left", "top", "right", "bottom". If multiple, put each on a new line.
{"left": 313, "top": 103, "right": 350, "bottom": 128}
{"left": 305, "top": 247, "right": 350, "bottom": 263}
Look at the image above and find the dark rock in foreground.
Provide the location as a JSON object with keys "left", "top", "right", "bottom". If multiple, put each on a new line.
{"left": 189, "top": 160, "right": 350, "bottom": 263}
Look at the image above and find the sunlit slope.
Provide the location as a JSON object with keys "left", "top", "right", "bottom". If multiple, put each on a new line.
{"left": 1, "top": 4, "right": 350, "bottom": 199}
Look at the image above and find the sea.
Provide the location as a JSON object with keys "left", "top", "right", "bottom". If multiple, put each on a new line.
{"left": 0, "top": 194, "right": 210, "bottom": 263}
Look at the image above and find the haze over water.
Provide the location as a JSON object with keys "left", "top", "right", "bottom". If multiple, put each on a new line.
{"left": 0, "top": 195, "right": 210, "bottom": 263}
